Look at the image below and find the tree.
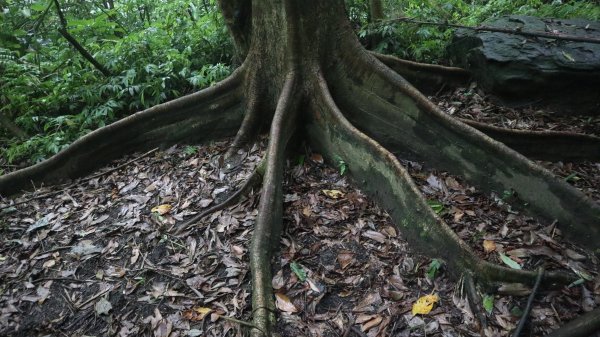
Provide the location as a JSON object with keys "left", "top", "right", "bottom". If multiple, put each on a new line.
{"left": 1, "top": 1, "right": 599, "bottom": 336}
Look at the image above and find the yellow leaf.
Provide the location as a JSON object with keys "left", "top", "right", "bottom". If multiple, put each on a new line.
{"left": 483, "top": 240, "right": 496, "bottom": 253}
{"left": 151, "top": 204, "right": 172, "bottom": 215}
{"left": 182, "top": 306, "right": 212, "bottom": 321}
{"left": 322, "top": 189, "right": 344, "bottom": 199}
{"left": 412, "top": 294, "right": 439, "bottom": 315}
{"left": 194, "top": 307, "right": 212, "bottom": 318}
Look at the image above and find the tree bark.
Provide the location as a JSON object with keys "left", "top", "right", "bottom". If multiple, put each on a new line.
{"left": 369, "top": 0, "right": 384, "bottom": 21}
{"left": 2, "top": 1, "right": 599, "bottom": 336}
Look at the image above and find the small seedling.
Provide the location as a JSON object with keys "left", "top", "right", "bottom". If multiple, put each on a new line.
{"left": 426, "top": 259, "right": 443, "bottom": 279}
{"left": 335, "top": 156, "right": 348, "bottom": 175}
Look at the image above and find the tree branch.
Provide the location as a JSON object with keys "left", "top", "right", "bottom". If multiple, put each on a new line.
{"left": 53, "top": 0, "right": 112, "bottom": 77}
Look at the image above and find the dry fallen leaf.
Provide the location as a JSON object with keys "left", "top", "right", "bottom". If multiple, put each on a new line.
{"left": 483, "top": 239, "right": 496, "bottom": 253}
{"left": 362, "top": 230, "right": 386, "bottom": 243}
{"left": 310, "top": 153, "right": 324, "bottom": 163}
{"left": 337, "top": 250, "right": 355, "bottom": 269}
{"left": 322, "top": 189, "right": 344, "bottom": 199}
{"left": 182, "top": 306, "right": 212, "bottom": 321}
{"left": 272, "top": 270, "right": 286, "bottom": 290}
{"left": 95, "top": 297, "right": 113, "bottom": 315}
{"left": 412, "top": 294, "right": 439, "bottom": 315}
{"left": 361, "top": 315, "right": 383, "bottom": 332}
{"left": 275, "top": 293, "right": 298, "bottom": 313}
{"left": 151, "top": 204, "right": 172, "bottom": 215}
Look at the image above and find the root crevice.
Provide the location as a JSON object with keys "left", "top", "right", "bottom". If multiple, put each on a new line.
{"left": 306, "top": 70, "right": 565, "bottom": 293}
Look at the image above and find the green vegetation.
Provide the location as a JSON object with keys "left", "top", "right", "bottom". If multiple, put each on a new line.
{"left": 0, "top": 0, "right": 232, "bottom": 167}
{"left": 1, "top": 0, "right": 599, "bottom": 167}
{"left": 359, "top": 0, "right": 600, "bottom": 62}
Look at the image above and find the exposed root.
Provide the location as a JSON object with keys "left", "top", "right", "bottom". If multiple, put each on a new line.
{"left": 463, "top": 273, "right": 487, "bottom": 332}
{"left": 307, "top": 70, "right": 571, "bottom": 291}
{"left": 461, "top": 119, "right": 600, "bottom": 162}
{"left": 328, "top": 47, "right": 600, "bottom": 251}
{"left": 511, "top": 267, "right": 544, "bottom": 337}
{"left": 250, "top": 73, "right": 299, "bottom": 337}
{"left": 371, "top": 51, "right": 471, "bottom": 94}
{"left": 545, "top": 307, "right": 600, "bottom": 337}
{"left": 0, "top": 66, "right": 247, "bottom": 197}
{"left": 174, "top": 159, "right": 265, "bottom": 235}
{"left": 225, "top": 74, "right": 263, "bottom": 163}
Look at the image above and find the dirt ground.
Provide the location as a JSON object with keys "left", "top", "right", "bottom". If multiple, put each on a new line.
{"left": 1, "top": 86, "right": 599, "bottom": 337}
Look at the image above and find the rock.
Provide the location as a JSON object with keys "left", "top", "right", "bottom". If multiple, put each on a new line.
{"left": 447, "top": 15, "right": 600, "bottom": 114}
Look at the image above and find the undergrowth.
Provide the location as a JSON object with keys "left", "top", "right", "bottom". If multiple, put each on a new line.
{"left": 1, "top": 0, "right": 599, "bottom": 168}
{"left": 355, "top": 0, "right": 600, "bottom": 63}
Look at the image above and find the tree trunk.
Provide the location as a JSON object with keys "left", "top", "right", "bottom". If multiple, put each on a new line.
{"left": 369, "top": 0, "right": 384, "bottom": 21}
{"left": 1, "top": 1, "right": 599, "bottom": 336}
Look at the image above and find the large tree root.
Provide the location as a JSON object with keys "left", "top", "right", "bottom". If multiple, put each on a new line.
{"left": 3, "top": 7, "right": 600, "bottom": 334}
{"left": 545, "top": 307, "right": 600, "bottom": 337}
{"left": 225, "top": 72, "right": 264, "bottom": 162}
{"left": 0, "top": 66, "right": 247, "bottom": 197}
{"left": 327, "top": 44, "right": 600, "bottom": 251}
{"left": 371, "top": 51, "right": 471, "bottom": 94}
{"left": 371, "top": 52, "right": 600, "bottom": 163}
{"left": 249, "top": 73, "right": 299, "bottom": 337}
{"left": 459, "top": 118, "right": 600, "bottom": 162}
{"left": 307, "top": 69, "right": 574, "bottom": 289}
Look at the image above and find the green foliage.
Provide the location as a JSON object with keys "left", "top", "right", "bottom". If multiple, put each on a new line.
{"left": 290, "top": 262, "right": 307, "bottom": 282}
{"left": 499, "top": 253, "right": 522, "bottom": 270}
{"left": 427, "top": 199, "right": 445, "bottom": 215}
{"left": 0, "top": 0, "right": 232, "bottom": 165}
{"left": 335, "top": 156, "right": 348, "bottom": 176}
{"left": 426, "top": 258, "right": 442, "bottom": 279}
{"left": 482, "top": 294, "right": 494, "bottom": 314}
{"left": 359, "top": 0, "right": 600, "bottom": 63}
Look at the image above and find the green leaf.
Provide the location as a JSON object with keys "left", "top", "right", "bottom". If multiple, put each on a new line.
{"left": 426, "top": 259, "right": 442, "bottom": 279}
{"left": 499, "top": 253, "right": 522, "bottom": 270}
{"left": 334, "top": 156, "right": 347, "bottom": 176}
{"left": 482, "top": 295, "right": 494, "bottom": 314}
{"left": 564, "top": 172, "right": 580, "bottom": 182}
{"left": 290, "top": 262, "right": 306, "bottom": 282}
{"left": 427, "top": 200, "right": 445, "bottom": 214}
{"left": 567, "top": 278, "right": 585, "bottom": 288}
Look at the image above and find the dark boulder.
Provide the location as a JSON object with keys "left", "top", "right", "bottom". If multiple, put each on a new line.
{"left": 447, "top": 15, "right": 600, "bottom": 114}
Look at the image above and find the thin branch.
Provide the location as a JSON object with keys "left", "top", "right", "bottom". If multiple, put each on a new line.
{"left": 174, "top": 159, "right": 265, "bottom": 235}
{"left": 377, "top": 17, "right": 600, "bottom": 44}
{"left": 53, "top": 0, "right": 112, "bottom": 76}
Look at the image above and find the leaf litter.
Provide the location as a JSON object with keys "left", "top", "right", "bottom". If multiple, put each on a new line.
{"left": 274, "top": 151, "right": 598, "bottom": 337}
{"left": 0, "top": 138, "right": 265, "bottom": 337}
{"left": 0, "top": 131, "right": 598, "bottom": 336}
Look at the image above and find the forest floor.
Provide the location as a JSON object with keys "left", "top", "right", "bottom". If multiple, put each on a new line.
{"left": 0, "top": 85, "right": 599, "bottom": 337}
